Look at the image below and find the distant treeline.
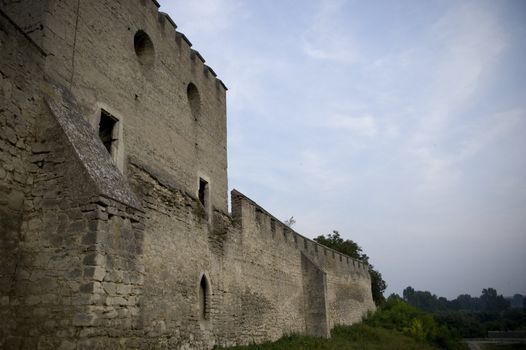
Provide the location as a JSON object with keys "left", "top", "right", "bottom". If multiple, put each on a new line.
{"left": 399, "top": 287, "right": 523, "bottom": 313}
{"left": 389, "top": 287, "right": 526, "bottom": 338}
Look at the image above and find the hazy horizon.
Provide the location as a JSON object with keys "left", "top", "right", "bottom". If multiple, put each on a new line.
{"left": 160, "top": 0, "right": 526, "bottom": 300}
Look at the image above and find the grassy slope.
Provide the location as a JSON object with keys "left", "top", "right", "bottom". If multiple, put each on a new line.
{"left": 478, "top": 345, "right": 526, "bottom": 350}
{"left": 217, "top": 324, "right": 443, "bottom": 350}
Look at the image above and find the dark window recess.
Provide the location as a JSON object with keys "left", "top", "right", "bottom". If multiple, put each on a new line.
{"left": 98, "top": 110, "right": 117, "bottom": 154}
{"left": 199, "top": 276, "right": 209, "bottom": 320}
{"left": 134, "top": 30, "right": 155, "bottom": 65}
{"left": 187, "top": 83, "right": 201, "bottom": 120}
{"left": 198, "top": 178, "right": 208, "bottom": 207}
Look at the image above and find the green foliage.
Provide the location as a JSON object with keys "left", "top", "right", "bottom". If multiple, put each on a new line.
{"left": 217, "top": 299, "right": 466, "bottom": 350}
{"left": 216, "top": 325, "right": 445, "bottom": 350}
{"left": 314, "top": 230, "right": 387, "bottom": 306}
{"left": 369, "top": 268, "right": 387, "bottom": 306}
{"left": 434, "top": 312, "right": 486, "bottom": 338}
{"left": 365, "top": 299, "right": 464, "bottom": 350}
{"left": 482, "top": 345, "right": 526, "bottom": 350}
{"left": 510, "top": 294, "right": 524, "bottom": 308}
{"left": 480, "top": 288, "right": 510, "bottom": 313}
{"left": 402, "top": 286, "right": 526, "bottom": 341}
{"left": 313, "top": 230, "right": 363, "bottom": 260}
{"left": 403, "top": 286, "right": 511, "bottom": 313}
{"left": 436, "top": 308, "right": 526, "bottom": 338}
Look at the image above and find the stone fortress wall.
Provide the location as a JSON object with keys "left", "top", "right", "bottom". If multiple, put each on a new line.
{"left": 0, "top": 1, "right": 375, "bottom": 349}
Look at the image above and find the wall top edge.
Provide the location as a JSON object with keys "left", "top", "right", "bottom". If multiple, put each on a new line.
{"left": 160, "top": 12, "right": 177, "bottom": 29}
{"left": 231, "top": 189, "right": 369, "bottom": 269}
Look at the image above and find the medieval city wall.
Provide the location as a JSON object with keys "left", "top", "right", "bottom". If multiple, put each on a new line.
{"left": 1, "top": 13, "right": 146, "bottom": 347}
{"left": 228, "top": 191, "right": 375, "bottom": 338}
{"left": 126, "top": 167, "right": 374, "bottom": 349}
{"left": 0, "top": 1, "right": 376, "bottom": 349}
{"left": 0, "top": 9, "right": 46, "bottom": 346}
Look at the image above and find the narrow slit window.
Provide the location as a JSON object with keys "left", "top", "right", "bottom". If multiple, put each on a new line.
{"left": 198, "top": 178, "right": 208, "bottom": 207}
{"left": 199, "top": 275, "right": 210, "bottom": 321}
{"left": 99, "top": 110, "right": 118, "bottom": 155}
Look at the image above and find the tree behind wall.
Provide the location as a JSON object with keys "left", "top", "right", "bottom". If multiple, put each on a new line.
{"left": 314, "top": 231, "right": 386, "bottom": 306}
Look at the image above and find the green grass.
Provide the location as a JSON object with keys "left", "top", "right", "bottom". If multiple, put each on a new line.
{"left": 216, "top": 324, "right": 450, "bottom": 350}
{"left": 217, "top": 299, "right": 471, "bottom": 350}
{"left": 480, "top": 344, "right": 526, "bottom": 350}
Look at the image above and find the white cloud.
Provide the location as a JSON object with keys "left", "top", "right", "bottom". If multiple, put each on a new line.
{"left": 410, "top": 107, "right": 524, "bottom": 194}
{"left": 412, "top": 2, "right": 508, "bottom": 143}
{"left": 301, "top": 0, "right": 361, "bottom": 64}
{"left": 325, "top": 113, "right": 378, "bottom": 137}
{"left": 401, "top": 2, "right": 510, "bottom": 193}
{"left": 161, "top": 0, "right": 249, "bottom": 36}
{"left": 456, "top": 108, "right": 524, "bottom": 160}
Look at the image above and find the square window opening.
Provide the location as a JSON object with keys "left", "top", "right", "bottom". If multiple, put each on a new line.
{"left": 198, "top": 178, "right": 208, "bottom": 207}
{"left": 99, "top": 110, "right": 118, "bottom": 155}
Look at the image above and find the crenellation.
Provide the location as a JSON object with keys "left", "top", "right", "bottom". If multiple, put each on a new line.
{"left": 176, "top": 30, "right": 192, "bottom": 47}
{"left": 205, "top": 65, "right": 218, "bottom": 78}
{"left": 191, "top": 49, "right": 206, "bottom": 64}
{"left": 159, "top": 12, "right": 177, "bottom": 30}
{"left": 232, "top": 190, "right": 372, "bottom": 281}
{"left": 216, "top": 78, "right": 229, "bottom": 91}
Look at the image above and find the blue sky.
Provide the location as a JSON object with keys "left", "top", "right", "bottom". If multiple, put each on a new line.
{"left": 160, "top": 0, "right": 526, "bottom": 299}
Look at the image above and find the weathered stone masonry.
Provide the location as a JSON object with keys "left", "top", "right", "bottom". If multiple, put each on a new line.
{"left": 0, "top": 1, "right": 375, "bottom": 349}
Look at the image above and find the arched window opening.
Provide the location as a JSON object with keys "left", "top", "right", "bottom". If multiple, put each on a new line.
{"left": 199, "top": 275, "right": 210, "bottom": 321}
{"left": 187, "top": 83, "right": 201, "bottom": 120}
{"left": 134, "top": 30, "right": 155, "bottom": 65}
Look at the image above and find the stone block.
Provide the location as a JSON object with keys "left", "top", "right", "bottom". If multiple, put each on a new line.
{"left": 102, "top": 282, "right": 117, "bottom": 295}
{"left": 84, "top": 266, "right": 106, "bottom": 282}
{"left": 7, "top": 189, "right": 25, "bottom": 210}
{"left": 80, "top": 281, "right": 104, "bottom": 294}
{"left": 25, "top": 295, "right": 41, "bottom": 305}
{"left": 72, "top": 312, "right": 97, "bottom": 327}
{"left": 105, "top": 296, "right": 127, "bottom": 306}
{"left": 68, "top": 220, "right": 86, "bottom": 233}
{"left": 116, "top": 284, "right": 132, "bottom": 296}
{"left": 103, "top": 309, "right": 118, "bottom": 319}
{"left": 57, "top": 340, "right": 76, "bottom": 350}
{"left": 104, "top": 270, "right": 124, "bottom": 283}
{"left": 32, "top": 142, "right": 51, "bottom": 154}
{"left": 3, "top": 126, "right": 17, "bottom": 145}
{"left": 83, "top": 253, "right": 106, "bottom": 266}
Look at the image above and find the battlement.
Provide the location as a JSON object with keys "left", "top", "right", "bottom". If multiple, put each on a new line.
{"left": 142, "top": 1, "right": 228, "bottom": 92}
{"left": 231, "top": 190, "right": 370, "bottom": 277}
{"left": 8, "top": 0, "right": 232, "bottom": 212}
{"left": 1, "top": 0, "right": 227, "bottom": 92}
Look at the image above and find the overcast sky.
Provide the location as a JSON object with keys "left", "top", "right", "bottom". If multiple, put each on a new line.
{"left": 160, "top": 0, "right": 526, "bottom": 299}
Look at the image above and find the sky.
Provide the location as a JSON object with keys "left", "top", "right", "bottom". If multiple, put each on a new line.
{"left": 159, "top": 0, "right": 526, "bottom": 299}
